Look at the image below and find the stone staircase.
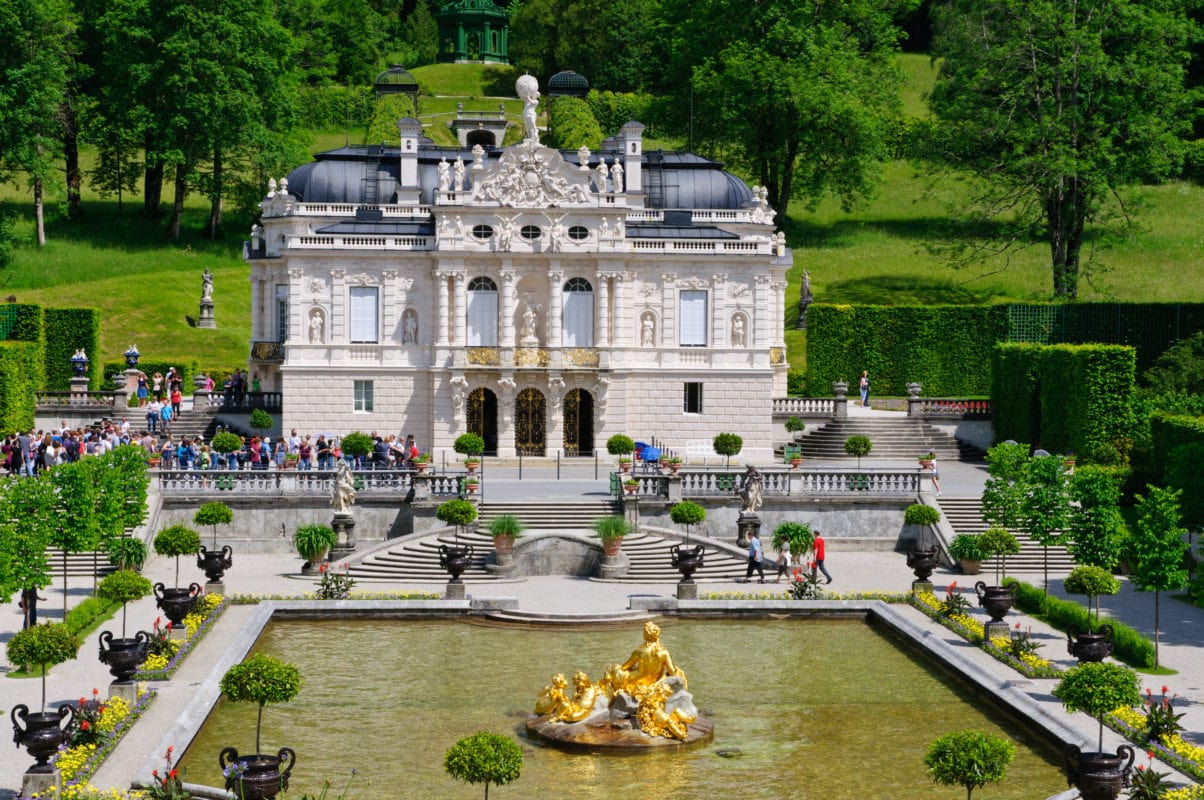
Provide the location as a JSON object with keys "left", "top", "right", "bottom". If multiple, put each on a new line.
{"left": 45, "top": 549, "right": 118, "bottom": 578}
{"left": 938, "top": 496, "right": 1075, "bottom": 574}
{"left": 163, "top": 406, "right": 224, "bottom": 442}
{"left": 475, "top": 500, "right": 618, "bottom": 530}
{"left": 611, "top": 530, "right": 753, "bottom": 582}
{"left": 795, "top": 418, "right": 984, "bottom": 461}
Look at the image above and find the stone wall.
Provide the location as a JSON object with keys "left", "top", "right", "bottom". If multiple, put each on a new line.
{"left": 927, "top": 419, "right": 994, "bottom": 452}
{"left": 281, "top": 371, "right": 434, "bottom": 444}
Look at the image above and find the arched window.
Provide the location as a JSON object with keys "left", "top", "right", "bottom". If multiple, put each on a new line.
{"left": 562, "top": 277, "right": 594, "bottom": 347}
{"left": 467, "top": 277, "right": 498, "bottom": 346}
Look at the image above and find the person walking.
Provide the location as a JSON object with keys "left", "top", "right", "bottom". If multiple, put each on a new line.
{"left": 775, "top": 541, "right": 791, "bottom": 583}
{"left": 813, "top": 530, "right": 833, "bottom": 583}
{"left": 743, "top": 530, "right": 766, "bottom": 583}
{"left": 859, "top": 371, "right": 870, "bottom": 408}
{"left": 930, "top": 454, "right": 942, "bottom": 497}
{"left": 19, "top": 587, "right": 47, "bottom": 628}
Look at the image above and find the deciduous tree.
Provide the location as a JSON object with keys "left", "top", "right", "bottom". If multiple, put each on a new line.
{"left": 1130, "top": 485, "right": 1189, "bottom": 669}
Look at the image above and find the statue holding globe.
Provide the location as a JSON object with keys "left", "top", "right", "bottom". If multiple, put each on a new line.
{"left": 517, "top": 75, "right": 540, "bottom": 144}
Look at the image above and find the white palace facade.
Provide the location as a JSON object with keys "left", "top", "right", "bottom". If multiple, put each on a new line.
{"left": 246, "top": 80, "right": 790, "bottom": 460}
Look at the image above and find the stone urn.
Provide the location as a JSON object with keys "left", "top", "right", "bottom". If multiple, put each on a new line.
{"left": 98, "top": 630, "right": 151, "bottom": 681}
{"left": 219, "top": 746, "right": 296, "bottom": 800}
{"left": 958, "top": 559, "right": 982, "bottom": 576}
{"left": 974, "top": 581, "right": 1017, "bottom": 624}
{"left": 11, "top": 704, "right": 75, "bottom": 771}
{"left": 438, "top": 544, "right": 474, "bottom": 583}
{"left": 1067, "top": 625, "right": 1115, "bottom": 663}
{"left": 906, "top": 546, "right": 940, "bottom": 581}
{"left": 832, "top": 380, "right": 849, "bottom": 399}
{"left": 670, "top": 544, "right": 705, "bottom": 583}
{"left": 154, "top": 582, "right": 201, "bottom": 626}
{"left": 198, "top": 545, "right": 234, "bottom": 584}
{"left": 1064, "top": 744, "right": 1134, "bottom": 800}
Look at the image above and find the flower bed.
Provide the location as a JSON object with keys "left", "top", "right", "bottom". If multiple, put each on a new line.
{"left": 47, "top": 688, "right": 155, "bottom": 800}
{"left": 911, "top": 590, "right": 1060, "bottom": 679}
{"left": 1107, "top": 692, "right": 1204, "bottom": 784}
{"left": 228, "top": 591, "right": 441, "bottom": 604}
{"left": 699, "top": 590, "right": 911, "bottom": 602}
{"left": 134, "top": 593, "right": 226, "bottom": 681}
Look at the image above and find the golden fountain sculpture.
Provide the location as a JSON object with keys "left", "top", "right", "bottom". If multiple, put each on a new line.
{"left": 527, "top": 621, "right": 713, "bottom": 748}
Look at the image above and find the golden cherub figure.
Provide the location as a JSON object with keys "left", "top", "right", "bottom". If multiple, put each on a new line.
{"left": 534, "top": 673, "right": 569, "bottom": 717}
{"left": 551, "top": 671, "right": 599, "bottom": 723}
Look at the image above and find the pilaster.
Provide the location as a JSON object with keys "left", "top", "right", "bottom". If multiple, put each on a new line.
{"left": 435, "top": 271, "right": 450, "bottom": 346}
{"left": 596, "top": 274, "right": 611, "bottom": 347}
{"left": 452, "top": 270, "right": 467, "bottom": 346}
{"left": 500, "top": 266, "right": 516, "bottom": 347}
{"left": 548, "top": 267, "right": 564, "bottom": 347}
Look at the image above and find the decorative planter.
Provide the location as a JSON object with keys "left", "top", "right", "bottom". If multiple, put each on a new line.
{"left": 147, "top": 457, "right": 162, "bottom": 469}
{"left": 618, "top": 461, "right": 631, "bottom": 474}
{"left": 974, "top": 581, "right": 1017, "bottom": 624}
{"left": 1067, "top": 625, "right": 1115, "bottom": 663}
{"left": 438, "top": 544, "right": 473, "bottom": 582}
{"left": 198, "top": 545, "right": 234, "bottom": 583}
{"left": 958, "top": 559, "right": 982, "bottom": 575}
{"left": 219, "top": 747, "right": 296, "bottom": 800}
{"left": 623, "top": 483, "right": 638, "bottom": 495}
{"left": 465, "top": 482, "right": 479, "bottom": 494}
{"left": 670, "top": 544, "right": 705, "bottom": 583}
{"left": 12, "top": 704, "right": 75, "bottom": 771}
{"left": 602, "top": 537, "right": 624, "bottom": 557}
{"left": 154, "top": 582, "right": 201, "bottom": 626}
{"left": 919, "top": 459, "right": 935, "bottom": 470}
{"left": 464, "top": 461, "right": 480, "bottom": 474}
{"left": 493, "top": 535, "right": 515, "bottom": 557}
{"left": 664, "top": 463, "right": 681, "bottom": 475}
{"left": 415, "top": 462, "right": 429, "bottom": 474}
{"left": 98, "top": 630, "right": 151, "bottom": 681}
{"left": 906, "top": 546, "right": 940, "bottom": 581}
{"left": 300, "top": 551, "right": 329, "bottom": 575}
{"left": 1063, "top": 744, "right": 1134, "bottom": 800}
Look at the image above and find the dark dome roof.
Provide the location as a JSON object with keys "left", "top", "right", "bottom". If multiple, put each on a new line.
{"left": 548, "top": 70, "right": 589, "bottom": 90}
{"left": 374, "top": 65, "right": 418, "bottom": 88}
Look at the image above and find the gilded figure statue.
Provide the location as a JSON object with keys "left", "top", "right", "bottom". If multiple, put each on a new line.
{"left": 634, "top": 680, "right": 695, "bottom": 740}
{"left": 606, "top": 621, "right": 686, "bottom": 694}
{"left": 550, "top": 671, "right": 599, "bottom": 723}
{"left": 535, "top": 673, "right": 569, "bottom": 716}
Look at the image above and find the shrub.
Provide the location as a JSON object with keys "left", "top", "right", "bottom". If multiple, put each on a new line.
{"left": 948, "top": 534, "right": 986, "bottom": 562}
{"left": 339, "top": 431, "right": 374, "bottom": 458}
{"left": 444, "top": 731, "right": 523, "bottom": 799}
{"left": 784, "top": 417, "right": 805, "bottom": 434}
{"left": 924, "top": 730, "right": 1014, "bottom": 799}
{"left": 1064, "top": 565, "right": 1121, "bottom": 633}
{"left": 593, "top": 515, "right": 632, "bottom": 541}
{"left": 97, "top": 569, "right": 153, "bottom": 637}
{"left": 669, "top": 501, "right": 706, "bottom": 529}
{"left": 844, "top": 435, "right": 872, "bottom": 467}
{"left": 292, "top": 525, "right": 338, "bottom": 562}
{"left": 712, "top": 433, "right": 743, "bottom": 467}
{"left": 772, "top": 522, "right": 814, "bottom": 557}
{"left": 194, "top": 501, "right": 233, "bottom": 548}
{"left": 107, "top": 537, "right": 148, "bottom": 571}
{"left": 546, "top": 96, "right": 603, "bottom": 150}
{"left": 248, "top": 408, "right": 273, "bottom": 433}
{"left": 7, "top": 622, "right": 80, "bottom": 709}
{"left": 1054, "top": 662, "right": 1141, "bottom": 753}
{"left": 436, "top": 499, "right": 478, "bottom": 530}
{"left": 44, "top": 307, "right": 100, "bottom": 391}
{"left": 220, "top": 653, "right": 302, "bottom": 755}
{"left": 153, "top": 524, "right": 201, "bottom": 588}
{"left": 0, "top": 340, "right": 39, "bottom": 431}
{"left": 1007, "top": 578, "right": 1154, "bottom": 668}
{"left": 606, "top": 434, "right": 635, "bottom": 456}
{"left": 453, "top": 433, "right": 485, "bottom": 457}
{"left": 904, "top": 504, "right": 941, "bottom": 527}
{"left": 210, "top": 431, "right": 243, "bottom": 455}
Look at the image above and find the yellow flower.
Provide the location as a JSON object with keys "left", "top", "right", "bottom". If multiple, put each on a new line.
{"left": 1110, "top": 705, "right": 1148, "bottom": 731}
{"left": 140, "top": 653, "right": 170, "bottom": 671}
{"left": 1161, "top": 732, "right": 1204, "bottom": 766}
{"left": 1164, "top": 786, "right": 1204, "bottom": 800}
{"left": 97, "top": 696, "right": 131, "bottom": 733}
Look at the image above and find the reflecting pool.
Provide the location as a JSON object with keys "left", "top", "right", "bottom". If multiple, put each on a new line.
{"left": 182, "top": 618, "right": 1064, "bottom": 799}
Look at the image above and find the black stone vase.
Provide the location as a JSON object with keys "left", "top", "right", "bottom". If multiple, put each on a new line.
{"left": 1064, "top": 743, "right": 1135, "bottom": 800}
{"left": 219, "top": 746, "right": 296, "bottom": 800}
{"left": 154, "top": 582, "right": 201, "bottom": 626}
{"left": 198, "top": 545, "right": 234, "bottom": 583}
{"left": 974, "top": 581, "right": 1017, "bottom": 624}
{"left": 906, "top": 546, "right": 940, "bottom": 581}
{"left": 670, "top": 544, "right": 705, "bottom": 583}
{"left": 1067, "top": 624, "right": 1115, "bottom": 663}
{"left": 439, "top": 544, "right": 474, "bottom": 582}
{"left": 98, "top": 630, "right": 151, "bottom": 681}
{"left": 11, "top": 704, "right": 76, "bottom": 772}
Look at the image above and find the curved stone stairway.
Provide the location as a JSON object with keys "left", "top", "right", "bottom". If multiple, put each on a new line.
{"left": 796, "top": 418, "right": 984, "bottom": 461}
{"left": 938, "top": 496, "right": 1075, "bottom": 574}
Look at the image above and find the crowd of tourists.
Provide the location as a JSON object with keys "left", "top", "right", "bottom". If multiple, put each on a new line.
{"left": 2, "top": 421, "right": 137, "bottom": 476}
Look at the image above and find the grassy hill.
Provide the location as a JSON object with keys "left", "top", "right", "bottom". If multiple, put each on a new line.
{"left": 2, "top": 56, "right": 1202, "bottom": 377}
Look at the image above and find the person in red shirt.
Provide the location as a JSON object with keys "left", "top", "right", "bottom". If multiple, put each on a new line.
{"left": 813, "top": 530, "right": 833, "bottom": 584}
{"left": 170, "top": 387, "right": 182, "bottom": 417}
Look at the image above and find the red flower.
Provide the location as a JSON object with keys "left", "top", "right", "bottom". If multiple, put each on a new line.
{"left": 1137, "top": 764, "right": 1145, "bottom": 772}
{"left": 1148, "top": 750, "right": 1155, "bottom": 760}
{"left": 169, "top": 769, "right": 178, "bottom": 779}
{"left": 92, "top": 688, "right": 99, "bottom": 696}
{"left": 1015, "top": 622, "right": 1021, "bottom": 629}
{"left": 1161, "top": 685, "right": 1169, "bottom": 695}
{"left": 155, "top": 616, "right": 161, "bottom": 627}
{"left": 167, "top": 746, "right": 174, "bottom": 758}
{"left": 81, "top": 721, "right": 91, "bottom": 730}
{"left": 98, "top": 706, "right": 106, "bottom": 715}
{"left": 79, "top": 697, "right": 87, "bottom": 706}
{"left": 166, "top": 621, "right": 172, "bottom": 630}
{"left": 153, "top": 770, "right": 160, "bottom": 779}
{"left": 949, "top": 581, "right": 958, "bottom": 591}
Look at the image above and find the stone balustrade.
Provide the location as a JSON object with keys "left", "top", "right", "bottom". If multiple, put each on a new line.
{"left": 628, "top": 467, "right": 923, "bottom": 500}
{"left": 772, "top": 397, "right": 836, "bottom": 417}
{"left": 35, "top": 390, "right": 124, "bottom": 410}
{"left": 909, "top": 398, "right": 992, "bottom": 420}
{"left": 157, "top": 469, "right": 466, "bottom": 498}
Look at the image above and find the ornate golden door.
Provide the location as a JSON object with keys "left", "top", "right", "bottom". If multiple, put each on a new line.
{"left": 562, "top": 388, "right": 594, "bottom": 456}
{"left": 515, "top": 387, "right": 546, "bottom": 456}
{"left": 467, "top": 387, "right": 498, "bottom": 455}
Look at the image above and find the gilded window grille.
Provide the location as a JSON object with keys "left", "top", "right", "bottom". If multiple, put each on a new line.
{"left": 515, "top": 387, "right": 546, "bottom": 456}
{"left": 467, "top": 347, "right": 501, "bottom": 366}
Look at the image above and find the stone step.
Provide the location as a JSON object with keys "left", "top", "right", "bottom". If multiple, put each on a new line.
{"left": 936, "top": 497, "right": 1076, "bottom": 573}
{"left": 44, "top": 549, "right": 119, "bottom": 578}
{"left": 482, "top": 609, "right": 654, "bottom": 625}
{"left": 476, "top": 501, "right": 618, "bottom": 530}
{"left": 795, "top": 420, "right": 984, "bottom": 462}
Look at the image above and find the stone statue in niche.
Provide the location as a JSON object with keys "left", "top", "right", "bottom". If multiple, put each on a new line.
{"left": 594, "top": 159, "right": 609, "bottom": 193}
{"left": 611, "top": 160, "right": 624, "bottom": 193}
{"left": 641, "top": 313, "right": 656, "bottom": 347}
{"left": 517, "top": 75, "right": 540, "bottom": 143}
{"left": 453, "top": 157, "right": 466, "bottom": 192}
{"left": 520, "top": 297, "right": 541, "bottom": 346}
{"left": 437, "top": 159, "right": 450, "bottom": 193}
{"left": 308, "top": 309, "right": 324, "bottom": 344}
{"left": 731, "top": 315, "right": 746, "bottom": 347}
{"left": 401, "top": 309, "right": 418, "bottom": 344}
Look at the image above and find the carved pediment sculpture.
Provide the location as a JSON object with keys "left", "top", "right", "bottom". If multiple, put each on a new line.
{"left": 471, "top": 141, "right": 593, "bottom": 208}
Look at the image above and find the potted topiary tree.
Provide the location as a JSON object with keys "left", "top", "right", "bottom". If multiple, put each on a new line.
{"left": 1054, "top": 662, "right": 1140, "bottom": 800}
{"left": 444, "top": 731, "right": 523, "bottom": 800}
{"left": 436, "top": 499, "right": 478, "bottom": 581}
{"left": 712, "top": 432, "right": 743, "bottom": 469}
{"left": 924, "top": 730, "right": 1014, "bottom": 800}
{"left": 96, "top": 569, "right": 154, "bottom": 682}
{"left": 8, "top": 623, "right": 80, "bottom": 772}
{"left": 248, "top": 408, "right": 273, "bottom": 439}
{"left": 1063, "top": 565, "right": 1122, "bottom": 662}
{"left": 844, "top": 434, "right": 873, "bottom": 468}
{"left": 772, "top": 522, "right": 815, "bottom": 564}
{"left": 194, "top": 501, "right": 234, "bottom": 584}
{"left": 211, "top": 431, "right": 243, "bottom": 471}
{"left": 292, "top": 524, "right": 338, "bottom": 574}
{"left": 903, "top": 504, "right": 942, "bottom": 582}
{"left": 607, "top": 434, "right": 635, "bottom": 473}
{"left": 454, "top": 432, "right": 486, "bottom": 474}
{"left": 338, "top": 431, "right": 374, "bottom": 471}
{"left": 152, "top": 524, "right": 202, "bottom": 626}
{"left": 487, "top": 514, "right": 525, "bottom": 558}
{"left": 784, "top": 416, "right": 806, "bottom": 442}
{"left": 669, "top": 501, "right": 706, "bottom": 581}
{"left": 975, "top": 527, "right": 1020, "bottom": 625}
{"left": 594, "top": 515, "right": 632, "bottom": 557}
{"left": 218, "top": 653, "right": 302, "bottom": 800}
{"left": 948, "top": 534, "right": 986, "bottom": 575}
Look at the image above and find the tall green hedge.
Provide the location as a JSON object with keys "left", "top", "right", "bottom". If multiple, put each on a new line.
{"left": 103, "top": 361, "right": 195, "bottom": 395}
{"left": 990, "top": 343, "right": 1042, "bottom": 444}
{"left": 0, "top": 341, "right": 39, "bottom": 430}
{"left": 1151, "top": 413, "right": 1204, "bottom": 527}
{"left": 546, "top": 97, "right": 603, "bottom": 151}
{"left": 43, "top": 308, "right": 100, "bottom": 391}
{"left": 0, "top": 303, "right": 44, "bottom": 343}
{"left": 805, "top": 305, "right": 1008, "bottom": 396}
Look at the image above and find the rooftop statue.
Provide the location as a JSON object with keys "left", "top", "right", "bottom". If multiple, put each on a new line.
{"left": 516, "top": 75, "right": 540, "bottom": 144}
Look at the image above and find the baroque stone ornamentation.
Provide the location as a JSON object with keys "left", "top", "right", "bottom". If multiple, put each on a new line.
{"left": 466, "top": 347, "right": 501, "bottom": 366}
{"left": 563, "top": 348, "right": 600, "bottom": 367}
{"left": 515, "top": 348, "right": 549, "bottom": 367}
{"left": 471, "top": 140, "right": 592, "bottom": 207}
{"left": 770, "top": 347, "right": 785, "bottom": 365}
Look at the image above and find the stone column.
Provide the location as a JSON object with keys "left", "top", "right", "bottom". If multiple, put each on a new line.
{"left": 772, "top": 281, "right": 787, "bottom": 346}
{"left": 595, "top": 274, "right": 610, "bottom": 347}
{"left": 287, "top": 269, "right": 304, "bottom": 343}
{"left": 500, "top": 267, "right": 516, "bottom": 347}
{"left": 712, "top": 273, "right": 728, "bottom": 347}
{"left": 496, "top": 374, "right": 516, "bottom": 458}
{"left": 548, "top": 268, "right": 564, "bottom": 347}
{"left": 435, "top": 271, "right": 450, "bottom": 345}
{"left": 381, "top": 269, "right": 398, "bottom": 343}
{"left": 611, "top": 272, "right": 629, "bottom": 348}
{"left": 753, "top": 275, "right": 771, "bottom": 348}
{"left": 330, "top": 269, "right": 347, "bottom": 347}
{"left": 452, "top": 270, "right": 467, "bottom": 346}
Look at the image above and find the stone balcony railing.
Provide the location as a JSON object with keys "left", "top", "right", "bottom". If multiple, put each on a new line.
{"left": 35, "top": 390, "right": 124, "bottom": 410}
{"left": 156, "top": 469, "right": 467, "bottom": 498}
{"left": 771, "top": 395, "right": 992, "bottom": 421}
{"left": 622, "top": 467, "right": 927, "bottom": 501}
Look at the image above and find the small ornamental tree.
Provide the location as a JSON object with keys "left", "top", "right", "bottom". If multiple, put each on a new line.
{"left": 210, "top": 431, "right": 243, "bottom": 460}
{"left": 1063, "top": 565, "right": 1121, "bottom": 633}
{"left": 339, "top": 432, "right": 374, "bottom": 463}
{"left": 924, "top": 730, "right": 1015, "bottom": 800}
{"left": 1068, "top": 466, "right": 1127, "bottom": 570}
{"left": 1023, "top": 454, "right": 1073, "bottom": 601}
{"left": 844, "top": 435, "right": 872, "bottom": 468}
{"left": 220, "top": 653, "right": 302, "bottom": 756}
{"left": 97, "top": 569, "right": 153, "bottom": 638}
{"left": 437, "top": 499, "right": 479, "bottom": 540}
{"left": 979, "top": 527, "right": 1020, "bottom": 585}
{"left": 772, "top": 522, "right": 814, "bottom": 559}
{"left": 444, "top": 731, "right": 524, "bottom": 800}
{"left": 454, "top": 433, "right": 486, "bottom": 459}
{"left": 194, "top": 501, "right": 234, "bottom": 549}
{"left": 670, "top": 501, "right": 706, "bottom": 542}
{"left": 248, "top": 408, "right": 273, "bottom": 436}
{"left": 712, "top": 433, "right": 743, "bottom": 468}
{"left": 784, "top": 417, "right": 805, "bottom": 436}
{"left": 1053, "top": 662, "right": 1142, "bottom": 754}
{"left": 7, "top": 623, "right": 80, "bottom": 711}
{"left": 606, "top": 434, "right": 635, "bottom": 456}
{"left": 153, "top": 525, "right": 202, "bottom": 589}
{"left": 982, "top": 442, "right": 1030, "bottom": 534}
{"left": 1130, "top": 485, "right": 1190, "bottom": 669}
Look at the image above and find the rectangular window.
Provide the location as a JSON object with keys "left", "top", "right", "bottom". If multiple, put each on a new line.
{"left": 349, "top": 287, "right": 379, "bottom": 343}
{"left": 275, "top": 285, "right": 289, "bottom": 343}
{"left": 466, "top": 289, "right": 498, "bottom": 346}
{"left": 562, "top": 291, "right": 594, "bottom": 347}
{"left": 684, "top": 382, "right": 703, "bottom": 414}
{"left": 354, "top": 380, "right": 374, "bottom": 412}
{"left": 679, "top": 290, "right": 707, "bottom": 347}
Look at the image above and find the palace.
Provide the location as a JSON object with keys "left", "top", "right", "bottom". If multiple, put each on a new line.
{"left": 245, "top": 78, "right": 790, "bottom": 460}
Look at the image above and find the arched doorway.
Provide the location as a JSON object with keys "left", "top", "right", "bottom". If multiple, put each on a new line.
{"left": 515, "top": 387, "right": 546, "bottom": 456}
{"left": 466, "top": 129, "right": 495, "bottom": 148}
{"left": 563, "top": 389, "right": 594, "bottom": 456}
{"left": 467, "top": 387, "right": 498, "bottom": 455}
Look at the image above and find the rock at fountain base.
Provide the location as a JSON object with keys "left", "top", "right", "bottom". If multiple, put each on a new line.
{"left": 22, "top": 767, "right": 59, "bottom": 798}
{"left": 526, "top": 712, "right": 713, "bottom": 751}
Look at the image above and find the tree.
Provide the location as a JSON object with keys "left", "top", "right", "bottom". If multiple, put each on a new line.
{"left": 667, "top": 0, "right": 916, "bottom": 223}
{"left": 220, "top": 653, "right": 302, "bottom": 756}
{"left": 712, "top": 433, "right": 742, "bottom": 468}
{"left": 365, "top": 94, "right": 415, "bottom": 146}
{"left": 981, "top": 442, "right": 1029, "bottom": 535}
{"left": 1130, "top": 485, "right": 1189, "bottom": 669}
{"left": 924, "top": 730, "right": 1014, "bottom": 800}
{"left": 444, "top": 731, "right": 523, "bottom": 800}
{"left": 6, "top": 623, "right": 79, "bottom": 711}
{"left": 97, "top": 569, "right": 153, "bottom": 638}
{"left": 249, "top": 408, "right": 273, "bottom": 436}
{"left": 1053, "top": 662, "right": 1141, "bottom": 754}
{"left": 1068, "top": 466, "right": 1127, "bottom": 570}
{"left": 399, "top": 0, "right": 438, "bottom": 68}
{"left": 1023, "top": 454, "right": 1072, "bottom": 601}
{"left": 844, "top": 435, "right": 873, "bottom": 469}
{"left": 669, "top": 501, "right": 706, "bottom": 543}
{"left": 1063, "top": 565, "right": 1120, "bottom": 634}
{"left": 927, "top": 0, "right": 1198, "bottom": 299}
{"left": 195, "top": 501, "right": 234, "bottom": 549}
{"left": 0, "top": 478, "right": 55, "bottom": 621}
{"left": 547, "top": 97, "right": 603, "bottom": 151}
{"left": 49, "top": 461, "right": 100, "bottom": 612}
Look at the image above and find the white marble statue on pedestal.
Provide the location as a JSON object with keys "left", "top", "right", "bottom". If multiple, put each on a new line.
{"left": 516, "top": 75, "right": 541, "bottom": 144}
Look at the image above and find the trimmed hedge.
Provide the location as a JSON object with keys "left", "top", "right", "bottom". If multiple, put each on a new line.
{"left": 546, "top": 97, "right": 603, "bottom": 151}
{"left": 1151, "top": 413, "right": 1204, "bottom": 528}
{"left": 0, "top": 303, "right": 44, "bottom": 343}
{"left": 1006, "top": 578, "right": 1155, "bottom": 668}
{"left": 0, "top": 341, "right": 39, "bottom": 430}
{"left": 103, "top": 360, "right": 194, "bottom": 395}
{"left": 991, "top": 343, "right": 1042, "bottom": 444}
{"left": 44, "top": 308, "right": 101, "bottom": 391}
{"left": 805, "top": 305, "right": 1008, "bottom": 396}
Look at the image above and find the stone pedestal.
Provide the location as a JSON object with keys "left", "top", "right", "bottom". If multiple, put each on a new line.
{"left": 168, "top": 626, "right": 188, "bottom": 641}
{"left": 485, "top": 551, "right": 517, "bottom": 577}
{"left": 205, "top": 581, "right": 225, "bottom": 597}
{"left": 329, "top": 514, "right": 356, "bottom": 561}
{"left": 911, "top": 580, "right": 934, "bottom": 596}
{"left": 198, "top": 299, "right": 217, "bottom": 329}
{"left": 599, "top": 553, "right": 629, "bottom": 579}
{"left": 984, "top": 620, "right": 1010, "bottom": 641}
{"left": 70, "top": 376, "right": 90, "bottom": 401}
{"left": 444, "top": 581, "right": 466, "bottom": 600}
{"left": 108, "top": 680, "right": 139, "bottom": 704}
{"left": 676, "top": 582, "right": 698, "bottom": 600}
{"left": 736, "top": 513, "right": 760, "bottom": 549}
{"left": 22, "top": 768, "right": 60, "bottom": 800}
{"left": 124, "top": 368, "right": 142, "bottom": 403}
